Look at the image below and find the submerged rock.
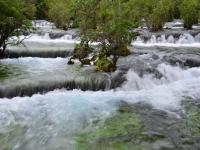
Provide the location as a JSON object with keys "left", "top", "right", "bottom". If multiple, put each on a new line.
{"left": 75, "top": 103, "right": 143, "bottom": 150}
{"left": 67, "top": 58, "right": 75, "bottom": 65}
{"left": 75, "top": 101, "right": 200, "bottom": 150}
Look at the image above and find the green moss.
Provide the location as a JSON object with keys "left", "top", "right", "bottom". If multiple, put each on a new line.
{"left": 96, "top": 57, "right": 116, "bottom": 72}
{"left": 0, "top": 123, "right": 26, "bottom": 150}
{"left": 75, "top": 110, "right": 144, "bottom": 150}
{"left": 0, "top": 65, "right": 12, "bottom": 81}
{"left": 185, "top": 104, "right": 200, "bottom": 136}
{"left": 75, "top": 104, "right": 171, "bottom": 150}
{"left": 182, "top": 138, "right": 195, "bottom": 145}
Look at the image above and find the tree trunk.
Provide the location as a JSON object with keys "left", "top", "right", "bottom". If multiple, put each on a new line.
{"left": 112, "top": 55, "right": 119, "bottom": 66}
{"left": 0, "top": 35, "right": 8, "bottom": 58}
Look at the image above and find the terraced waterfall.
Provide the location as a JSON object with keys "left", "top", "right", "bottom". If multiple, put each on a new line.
{"left": 1, "top": 29, "right": 200, "bottom": 150}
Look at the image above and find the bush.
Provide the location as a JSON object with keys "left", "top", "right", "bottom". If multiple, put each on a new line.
{"left": 180, "top": 0, "right": 199, "bottom": 29}
{"left": 73, "top": 43, "right": 92, "bottom": 60}
{"left": 96, "top": 56, "right": 116, "bottom": 72}
{"left": 114, "top": 44, "right": 131, "bottom": 57}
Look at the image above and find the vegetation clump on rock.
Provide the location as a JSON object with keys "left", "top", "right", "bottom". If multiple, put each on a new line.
{"left": 96, "top": 56, "right": 116, "bottom": 72}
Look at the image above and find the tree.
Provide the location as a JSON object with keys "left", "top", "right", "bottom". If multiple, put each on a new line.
{"left": 46, "top": 0, "right": 74, "bottom": 29}
{"left": 0, "top": 0, "right": 35, "bottom": 57}
{"left": 180, "top": 0, "right": 200, "bottom": 29}
{"left": 35, "top": 0, "right": 49, "bottom": 19}
{"left": 172, "top": 0, "right": 182, "bottom": 19}
{"left": 149, "top": 0, "right": 174, "bottom": 31}
{"left": 70, "top": 0, "right": 136, "bottom": 72}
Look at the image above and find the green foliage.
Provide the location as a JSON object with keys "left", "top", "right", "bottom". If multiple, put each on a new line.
{"left": 75, "top": 111, "right": 143, "bottom": 150}
{"left": 180, "top": 0, "right": 200, "bottom": 29}
{"left": 172, "top": 0, "right": 182, "bottom": 19}
{"left": 128, "top": 0, "right": 175, "bottom": 31}
{"left": 73, "top": 42, "right": 92, "bottom": 60}
{"left": 27, "top": 0, "right": 200, "bottom": 70}
{"left": 35, "top": 0, "right": 48, "bottom": 19}
{"left": 43, "top": 0, "right": 200, "bottom": 31}
{"left": 113, "top": 44, "right": 131, "bottom": 57}
{"left": 0, "top": 0, "right": 35, "bottom": 52}
{"left": 0, "top": 65, "right": 11, "bottom": 81}
{"left": 96, "top": 56, "right": 115, "bottom": 72}
{"left": 46, "top": 0, "right": 74, "bottom": 29}
{"left": 149, "top": 0, "right": 174, "bottom": 31}
{"left": 185, "top": 103, "right": 200, "bottom": 136}
{"left": 70, "top": 0, "right": 135, "bottom": 71}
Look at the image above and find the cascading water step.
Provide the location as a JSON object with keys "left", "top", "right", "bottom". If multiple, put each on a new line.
{"left": 7, "top": 32, "right": 79, "bottom": 58}
{"left": 0, "top": 57, "right": 125, "bottom": 98}
{"left": 132, "top": 29, "right": 200, "bottom": 48}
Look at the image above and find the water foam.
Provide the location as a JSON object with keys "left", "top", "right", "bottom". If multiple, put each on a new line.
{"left": 133, "top": 33, "right": 200, "bottom": 48}
{"left": 1, "top": 61, "right": 200, "bottom": 149}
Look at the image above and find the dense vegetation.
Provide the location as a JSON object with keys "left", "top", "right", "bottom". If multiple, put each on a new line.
{"left": 46, "top": 0, "right": 200, "bottom": 71}
{"left": 0, "top": 0, "right": 200, "bottom": 70}
{"left": 0, "top": 0, "right": 34, "bottom": 57}
{"left": 42, "top": 0, "right": 200, "bottom": 31}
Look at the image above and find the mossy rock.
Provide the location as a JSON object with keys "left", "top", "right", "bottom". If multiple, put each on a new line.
{"left": 0, "top": 65, "right": 13, "bottom": 81}
{"left": 96, "top": 57, "right": 116, "bottom": 72}
{"left": 185, "top": 103, "right": 200, "bottom": 136}
{"left": 75, "top": 108, "right": 144, "bottom": 150}
{"left": 0, "top": 123, "right": 27, "bottom": 150}
{"left": 75, "top": 103, "right": 179, "bottom": 150}
{"left": 67, "top": 57, "right": 75, "bottom": 65}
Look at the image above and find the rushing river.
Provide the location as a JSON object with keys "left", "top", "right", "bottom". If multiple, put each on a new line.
{"left": 1, "top": 30, "right": 200, "bottom": 150}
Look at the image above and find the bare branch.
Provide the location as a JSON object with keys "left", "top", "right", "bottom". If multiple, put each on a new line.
{"left": 6, "top": 35, "right": 32, "bottom": 48}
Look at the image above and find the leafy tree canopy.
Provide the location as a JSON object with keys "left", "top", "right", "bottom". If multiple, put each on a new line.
{"left": 0, "top": 0, "right": 35, "bottom": 55}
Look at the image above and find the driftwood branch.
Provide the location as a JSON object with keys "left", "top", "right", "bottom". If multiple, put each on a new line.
{"left": 6, "top": 35, "right": 32, "bottom": 48}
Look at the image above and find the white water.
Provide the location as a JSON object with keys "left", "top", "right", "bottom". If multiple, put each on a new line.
{"left": 8, "top": 33, "right": 80, "bottom": 52}
{"left": 133, "top": 33, "right": 200, "bottom": 48}
{"left": 7, "top": 33, "right": 100, "bottom": 52}
{"left": 8, "top": 20, "right": 76, "bottom": 52}
{"left": 0, "top": 57, "right": 102, "bottom": 91}
{"left": 32, "top": 20, "right": 56, "bottom": 32}
{"left": 1, "top": 62, "right": 200, "bottom": 149}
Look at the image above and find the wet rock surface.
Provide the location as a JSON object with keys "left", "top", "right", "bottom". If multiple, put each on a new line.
{"left": 76, "top": 101, "right": 200, "bottom": 150}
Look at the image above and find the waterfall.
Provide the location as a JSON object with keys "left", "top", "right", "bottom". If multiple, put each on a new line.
{"left": 133, "top": 33, "right": 200, "bottom": 47}
{"left": 1, "top": 52, "right": 200, "bottom": 149}
{"left": 0, "top": 57, "right": 125, "bottom": 98}
{"left": 1, "top": 21, "right": 200, "bottom": 149}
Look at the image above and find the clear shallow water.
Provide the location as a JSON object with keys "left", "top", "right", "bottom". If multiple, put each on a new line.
{"left": 1, "top": 62, "right": 200, "bottom": 149}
